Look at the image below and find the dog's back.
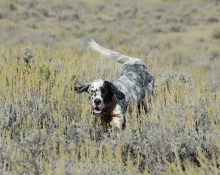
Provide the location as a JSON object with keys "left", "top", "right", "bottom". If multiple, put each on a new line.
{"left": 89, "top": 40, "right": 154, "bottom": 103}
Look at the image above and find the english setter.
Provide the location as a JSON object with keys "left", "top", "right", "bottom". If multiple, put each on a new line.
{"left": 74, "top": 40, "right": 154, "bottom": 130}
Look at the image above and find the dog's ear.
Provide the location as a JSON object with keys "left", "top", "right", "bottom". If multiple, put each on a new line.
{"left": 109, "top": 82, "right": 125, "bottom": 100}
{"left": 74, "top": 84, "right": 90, "bottom": 93}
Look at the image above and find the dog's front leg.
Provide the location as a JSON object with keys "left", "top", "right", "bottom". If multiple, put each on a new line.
{"left": 112, "top": 115, "right": 124, "bottom": 131}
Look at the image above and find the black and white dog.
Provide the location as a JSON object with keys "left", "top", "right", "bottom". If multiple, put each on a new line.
{"left": 74, "top": 40, "right": 154, "bottom": 130}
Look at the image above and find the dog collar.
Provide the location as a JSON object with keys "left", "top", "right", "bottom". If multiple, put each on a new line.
{"left": 103, "top": 96, "right": 121, "bottom": 117}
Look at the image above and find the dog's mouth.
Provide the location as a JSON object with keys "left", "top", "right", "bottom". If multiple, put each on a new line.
{"left": 92, "top": 107, "right": 102, "bottom": 116}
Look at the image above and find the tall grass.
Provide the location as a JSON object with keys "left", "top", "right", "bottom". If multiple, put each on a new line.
{"left": 0, "top": 45, "right": 219, "bottom": 174}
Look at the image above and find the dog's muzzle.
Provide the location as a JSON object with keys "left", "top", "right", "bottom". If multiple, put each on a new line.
{"left": 92, "top": 98, "right": 103, "bottom": 116}
{"left": 92, "top": 107, "right": 102, "bottom": 116}
{"left": 92, "top": 96, "right": 118, "bottom": 117}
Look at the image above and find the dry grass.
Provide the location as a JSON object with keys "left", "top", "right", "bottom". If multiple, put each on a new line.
{"left": 0, "top": 45, "right": 219, "bottom": 174}
{"left": 0, "top": 0, "right": 220, "bottom": 85}
{"left": 0, "top": 1, "right": 219, "bottom": 174}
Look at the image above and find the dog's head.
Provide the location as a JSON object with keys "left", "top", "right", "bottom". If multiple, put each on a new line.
{"left": 74, "top": 79, "right": 125, "bottom": 116}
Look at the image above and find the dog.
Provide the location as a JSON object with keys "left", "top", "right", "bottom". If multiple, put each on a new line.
{"left": 74, "top": 40, "right": 154, "bottom": 130}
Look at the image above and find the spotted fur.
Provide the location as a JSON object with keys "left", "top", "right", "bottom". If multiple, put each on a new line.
{"left": 74, "top": 40, "right": 154, "bottom": 130}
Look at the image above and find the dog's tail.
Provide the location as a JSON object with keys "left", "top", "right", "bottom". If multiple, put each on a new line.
{"left": 88, "top": 39, "right": 143, "bottom": 65}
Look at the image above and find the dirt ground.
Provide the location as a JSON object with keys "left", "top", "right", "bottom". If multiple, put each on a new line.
{"left": 0, "top": 0, "right": 220, "bottom": 87}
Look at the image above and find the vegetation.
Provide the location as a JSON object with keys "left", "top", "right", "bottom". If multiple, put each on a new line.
{"left": 0, "top": 45, "right": 219, "bottom": 174}
{"left": 0, "top": 0, "right": 220, "bottom": 174}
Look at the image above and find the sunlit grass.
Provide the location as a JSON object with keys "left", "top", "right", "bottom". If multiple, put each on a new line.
{"left": 0, "top": 45, "right": 219, "bottom": 174}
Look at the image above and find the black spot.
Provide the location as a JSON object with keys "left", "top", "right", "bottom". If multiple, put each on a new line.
{"left": 101, "top": 81, "right": 125, "bottom": 105}
{"left": 111, "top": 85, "right": 125, "bottom": 100}
{"left": 101, "top": 81, "right": 114, "bottom": 105}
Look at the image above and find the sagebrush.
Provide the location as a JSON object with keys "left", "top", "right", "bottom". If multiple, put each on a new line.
{"left": 0, "top": 45, "right": 219, "bottom": 175}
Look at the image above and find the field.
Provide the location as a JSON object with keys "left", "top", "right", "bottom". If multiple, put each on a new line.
{"left": 0, "top": 0, "right": 220, "bottom": 174}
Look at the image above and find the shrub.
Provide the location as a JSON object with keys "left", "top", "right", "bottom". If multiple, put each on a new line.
{"left": 212, "top": 27, "right": 220, "bottom": 39}
{"left": 0, "top": 45, "right": 219, "bottom": 174}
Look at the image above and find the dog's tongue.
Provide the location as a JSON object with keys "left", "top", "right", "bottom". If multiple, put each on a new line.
{"left": 93, "top": 108, "right": 102, "bottom": 116}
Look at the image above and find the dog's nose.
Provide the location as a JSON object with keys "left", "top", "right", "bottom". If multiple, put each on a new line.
{"left": 94, "top": 98, "right": 101, "bottom": 106}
